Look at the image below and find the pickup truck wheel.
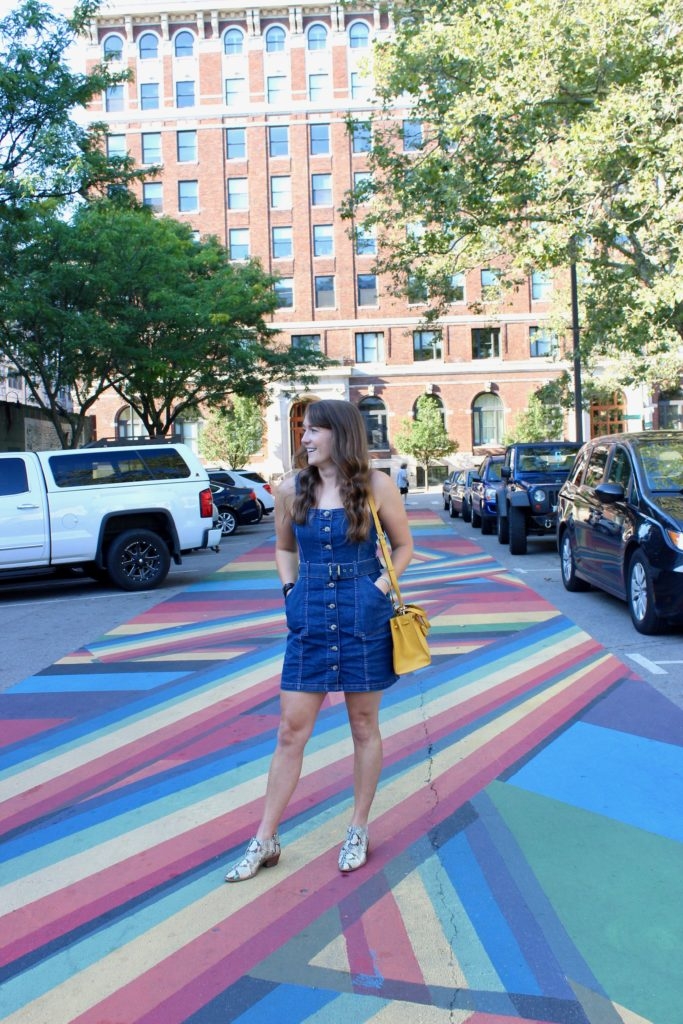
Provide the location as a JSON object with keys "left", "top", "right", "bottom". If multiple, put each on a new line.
{"left": 628, "top": 550, "right": 662, "bottom": 635}
{"left": 497, "top": 512, "right": 509, "bottom": 545}
{"left": 508, "top": 507, "right": 528, "bottom": 555}
{"left": 216, "top": 506, "right": 238, "bottom": 536}
{"left": 560, "top": 531, "right": 589, "bottom": 592}
{"left": 106, "top": 529, "right": 171, "bottom": 591}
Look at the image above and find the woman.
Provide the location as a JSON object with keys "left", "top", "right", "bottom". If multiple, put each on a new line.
{"left": 225, "top": 400, "right": 414, "bottom": 882}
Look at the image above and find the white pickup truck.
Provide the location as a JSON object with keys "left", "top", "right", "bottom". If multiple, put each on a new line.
{"left": 0, "top": 443, "right": 222, "bottom": 590}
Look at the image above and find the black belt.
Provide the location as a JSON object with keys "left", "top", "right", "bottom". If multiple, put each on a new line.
{"left": 299, "top": 557, "right": 381, "bottom": 579}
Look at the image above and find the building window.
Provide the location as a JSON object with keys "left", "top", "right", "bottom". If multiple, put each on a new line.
{"left": 308, "top": 73, "right": 329, "bottom": 101}
{"left": 349, "top": 21, "right": 370, "bottom": 48}
{"left": 176, "top": 80, "right": 195, "bottom": 107}
{"left": 292, "top": 334, "right": 321, "bottom": 350}
{"left": 141, "top": 132, "right": 162, "bottom": 164}
{"left": 176, "top": 129, "right": 196, "bottom": 162}
{"left": 529, "top": 326, "right": 558, "bottom": 357}
{"left": 106, "top": 134, "right": 126, "bottom": 158}
{"left": 265, "top": 25, "right": 286, "bottom": 52}
{"left": 223, "top": 27, "right": 244, "bottom": 54}
{"left": 275, "top": 278, "right": 294, "bottom": 308}
{"left": 402, "top": 119, "right": 423, "bottom": 151}
{"left": 590, "top": 391, "right": 628, "bottom": 436}
{"left": 268, "top": 124, "right": 289, "bottom": 156}
{"left": 314, "top": 275, "right": 335, "bottom": 308}
{"left": 531, "top": 270, "right": 553, "bottom": 300}
{"left": 272, "top": 226, "right": 293, "bottom": 258}
{"left": 472, "top": 327, "right": 501, "bottom": 359}
{"left": 355, "top": 332, "right": 383, "bottom": 362}
{"left": 307, "top": 23, "right": 328, "bottom": 49}
{"left": 407, "top": 275, "right": 428, "bottom": 304}
{"left": 227, "top": 177, "right": 248, "bottom": 210}
{"left": 472, "top": 393, "right": 504, "bottom": 447}
{"left": 357, "top": 273, "right": 377, "bottom": 306}
{"left": 311, "top": 173, "right": 332, "bottom": 205}
{"left": 229, "top": 228, "right": 249, "bottom": 260}
{"left": 143, "top": 182, "right": 162, "bottom": 211}
{"left": 105, "top": 85, "right": 124, "bottom": 112}
{"left": 657, "top": 388, "right": 683, "bottom": 430}
{"left": 267, "top": 75, "right": 288, "bottom": 103}
{"left": 413, "top": 330, "right": 442, "bottom": 361}
{"left": 103, "top": 34, "right": 123, "bottom": 61}
{"left": 309, "top": 123, "right": 330, "bottom": 155}
{"left": 225, "top": 77, "right": 246, "bottom": 106}
{"left": 354, "top": 227, "right": 376, "bottom": 255}
{"left": 359, "top": 397, "right": 388, "bottom": 449}
{"left": 270, "top": 175, "right": 291, "bottom": 209}
{"left": 481, "top": 267, "right": 502, "bottom": 299}
{"left": 174, "top": 31, "right": 194, "bottom": 57}
{"left": 178, "top": 180, "right": 198, "bottom": 212}
{"left": 139, "top": 32, "right": 159, "bottom": 59}
{"left": 139, "top": 83, "right": 159, "bottom": 110}
{"left": 313, "top": 224, "right": 334, "bottom": 256}
{"left": 226, "top": 127, "right": 246, "bottom": 159}
{"left": 447, "top": 272, "right": 465, "bottom": 303}
{"left": 350, "top": 71, "right": 369, "bottom": 100}
{"left": 353, "top": 170, "right": 372, "bottom": 198}
{"left": 351, "top": 121, "right": 371, "bottom": 153}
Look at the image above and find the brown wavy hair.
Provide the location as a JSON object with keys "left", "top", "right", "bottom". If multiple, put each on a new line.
{"left": 292, "top": 400, "right": 372, "bottom": 541}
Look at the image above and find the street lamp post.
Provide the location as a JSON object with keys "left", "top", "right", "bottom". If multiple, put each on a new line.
{"left": 570, "top": 261, "right": 584, "bottom": 443}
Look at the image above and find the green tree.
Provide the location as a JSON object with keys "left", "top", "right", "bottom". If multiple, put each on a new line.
{"left": 0, "top": 0, "right": 143, "bottom": 217}
{"left": 355, "top": 0, "right": 683, "bottom": 391}
{"left": 394, "top": 394, "right": 458, "bottom": 485}
{"left": 504, "top": 394, "right": 564, "bottom": 444}
{"left": 199, "top": 397, "right": 264, "bottom": 468}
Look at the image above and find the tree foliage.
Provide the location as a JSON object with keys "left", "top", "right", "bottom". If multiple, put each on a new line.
{"left": 358, "top": 0, "right": 683, "bottom": 388}
{"left": 199, "top": 397, "right": 264, "bottom": 468}
{"left": 0, "top": 0, "right": 143, "bottom": 217}
{"left": 504, "top": 395, "right": 564, "bottom": 444}
{"left": 0, "top": 199, "right": 331, "bottom": 446}
{"left": 394, "top": 395, "right": 458, "bottom": 481}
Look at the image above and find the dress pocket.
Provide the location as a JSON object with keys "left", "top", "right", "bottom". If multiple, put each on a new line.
{"left": 284, "top": 580, "right": 309, "bottom": 636}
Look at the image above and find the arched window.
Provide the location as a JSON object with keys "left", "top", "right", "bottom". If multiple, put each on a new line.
{"left": 472, "top": 392, "right": 504, "bottom": 447}
{"left": 223, "top": 27, "right": 244, "bottom": 54}
{"left": 265, "top": 25, "right": 286, "bottom": 52}
{"left": 590, "top": 390, "right": 627, "bottom": 436}
{"left": 138, "top": 32, "right": 158, "bottom": 59}
{"left": 115, "top": 406, "right": 147, "bottom": 441}
{"left": 348, "top": 21, "right": 370, "bottom": 48}
{"left": 103, "top": 34, "right": 124, "bottom": 61}
{"left": 358, "top": 397, "right": 388, "bottom": 450}
{"left": 307, "top": 23, "right": 328, "bottom": 50}
{"left": 174, "top": 30, "right": 195, "bottom": 57}
{"left": 412, "top": 393, "right": 445, "bottom": 429}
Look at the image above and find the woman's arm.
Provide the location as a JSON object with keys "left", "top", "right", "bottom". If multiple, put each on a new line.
{"left": 274, "top": 476, "right": 299, "bottom": 587}
{"left": 370, "top": 470, "right": 414, "bottom": 586}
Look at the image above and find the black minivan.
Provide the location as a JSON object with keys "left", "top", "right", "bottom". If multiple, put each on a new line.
{"left": 556, "top": 430, "right": 683, "bottom": 634}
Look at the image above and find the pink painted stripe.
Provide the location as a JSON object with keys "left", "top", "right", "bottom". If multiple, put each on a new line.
{"left": 0, "top": 719, "right": 67, "bottom": 747}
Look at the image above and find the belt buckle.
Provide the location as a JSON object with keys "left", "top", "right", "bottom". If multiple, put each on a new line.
{"left": 328, "top": 563, "right": 342, "bottom": 578}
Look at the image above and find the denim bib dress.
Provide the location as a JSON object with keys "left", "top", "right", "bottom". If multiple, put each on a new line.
{"left": 281, "top": 505, "right": 397, "bottom": 692}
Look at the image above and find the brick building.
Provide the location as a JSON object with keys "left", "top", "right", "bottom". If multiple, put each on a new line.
{"left": 81, "top": 0, "right": 580, "bottom": 480}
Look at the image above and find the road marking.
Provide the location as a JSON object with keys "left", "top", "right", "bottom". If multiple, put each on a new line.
{"left": 627, "top": 653, "right": 671, "bottom": 676}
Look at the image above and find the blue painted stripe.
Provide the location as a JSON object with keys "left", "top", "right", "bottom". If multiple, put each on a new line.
{"left": 8, "top": 671, "right": 189, "bottom": 693}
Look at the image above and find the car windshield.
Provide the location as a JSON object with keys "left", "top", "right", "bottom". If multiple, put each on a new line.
{"left": 517, "top": 446, "right": 578, "bottom": 473}
{"left": 636, "top": 438, "right": 683, "bottom": 491}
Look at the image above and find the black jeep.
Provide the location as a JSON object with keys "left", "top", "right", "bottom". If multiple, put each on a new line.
{"left": 496, "top": 442, "right": 580, "bottom": 554}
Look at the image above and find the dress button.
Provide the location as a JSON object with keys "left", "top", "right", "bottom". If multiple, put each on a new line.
{"left": 330, "top": 645, "right": 338, "bottom": 652}
{"left": 331, "top": 664, "right": 339, "bottom": 671}
{"left": 328, "top": 581, "right": 335, "bottom": 588}
{"left": 323, "top": 526, "right": 331, "bottom": 532}
{"left": 323, "top": 510, "right": 330, "bottom": 517}
{"left": 325, "top": 544, "right": 332, "bottom": 550}
{"left": 328, "top": 603, "right": 336, "bottom": 609}
{"left": 329, "top": 624, "right": 337, "bottom": 631}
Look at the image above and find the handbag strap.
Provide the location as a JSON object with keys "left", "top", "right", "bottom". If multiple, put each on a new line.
{"left": 368, "top": 495, "right": 405, "bottom": 612}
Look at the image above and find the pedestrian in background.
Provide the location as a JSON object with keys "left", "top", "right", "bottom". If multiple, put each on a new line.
{"left": 225, "top": 400, "right": 413, "bottom": 882}
{"left": 396, "top": 462, "right": 409, "bottom": 503}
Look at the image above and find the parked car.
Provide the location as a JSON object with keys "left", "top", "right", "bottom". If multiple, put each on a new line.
{"left": 556, "top": 430, "right": 683, "bottom": 634}
{"left": 470, "top": 455, "right": 505, "bottom": 533}
{"left": 497, "top": 441, "right": 581, "bottom": 553}
{"left": 208, "top": 468, "right": 274, "bottom": 517}
{"left": 210, "top": 481, "right": 262, "bottom": 537}
{"left": 442, "top": 471, "right": 460, "bottom": 511}
{"left": 448, "top": 468, "right": 480, "bottom": 520}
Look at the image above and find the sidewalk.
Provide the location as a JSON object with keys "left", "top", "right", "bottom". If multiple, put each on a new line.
{"left": 0, "top": 500, "right": 681, "bottom": 1024}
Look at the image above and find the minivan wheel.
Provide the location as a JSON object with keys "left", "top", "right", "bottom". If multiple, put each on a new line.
{"left": 628, "top": 550, "right": 662, "bottom": 635}
{"left": 560, "top": 531, "right": 589, "bottom": 592}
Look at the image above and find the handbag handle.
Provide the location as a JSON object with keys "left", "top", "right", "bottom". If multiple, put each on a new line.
{"left": 368, "top": 495, "right": 405, "bottom": 612}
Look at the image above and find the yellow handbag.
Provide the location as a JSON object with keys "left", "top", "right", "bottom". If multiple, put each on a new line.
{"left": 369, "top": 497, "right": 431, "bottom": 674}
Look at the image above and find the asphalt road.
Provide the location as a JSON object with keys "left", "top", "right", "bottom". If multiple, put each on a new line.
{"left": 2, "top": 494, "right": 682, "bottom": 704}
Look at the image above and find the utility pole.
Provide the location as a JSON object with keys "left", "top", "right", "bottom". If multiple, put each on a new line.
{"left": 570, "top": 261, "right": 584, "bottom": 443}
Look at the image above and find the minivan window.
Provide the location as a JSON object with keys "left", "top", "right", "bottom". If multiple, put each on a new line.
{"left": 606, "top": 446, "right": 632, "bottom": 493}
{"left": 584, "top": 445, "right": 610, "bottom": 489}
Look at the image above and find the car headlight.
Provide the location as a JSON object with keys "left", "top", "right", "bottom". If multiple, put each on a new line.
{"left": 532, "top": 488, "right": 546, "bottom": 504}
{"left": 666, "top": 529, "right": 683, "bottom": 551}
{"left": 484, "top": 486, "right": 497, "bottom": 500}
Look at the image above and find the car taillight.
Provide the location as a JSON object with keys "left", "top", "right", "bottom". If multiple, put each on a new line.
{"left": 200, "top": 487, "right": 214, "bottom": 518}
{"left": 264, "top": 483, "right": 272, "bottom": 493}
{"left": 249, "top": 490, "right": 257, "bottom": 500}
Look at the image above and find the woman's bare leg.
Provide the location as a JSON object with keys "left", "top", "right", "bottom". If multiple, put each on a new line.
{"left": 256, "top": 690, "right": 326, "bottom": 839}
{"left": 344, "top": 691, "right": 383, "bottom": 828}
